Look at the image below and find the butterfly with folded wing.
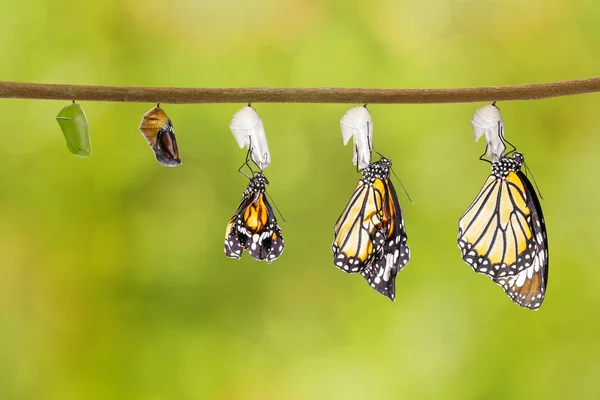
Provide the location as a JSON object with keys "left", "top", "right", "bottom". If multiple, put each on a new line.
{"left": 458, "top": 152, "right": 548, "bottom": 309}
{"left": 333, "top": 158, "right": 410, "bottom": 300}
{"left": 225, "top": 172, "right": 284, "bottom": 263}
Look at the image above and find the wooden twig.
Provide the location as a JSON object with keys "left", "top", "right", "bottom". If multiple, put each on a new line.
{"left": 1, "top": 78, "right": 600, "bottom": 104}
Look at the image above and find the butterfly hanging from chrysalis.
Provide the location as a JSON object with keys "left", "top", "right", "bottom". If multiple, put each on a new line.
{"left": 457, "top": 103, "right": 549, "bottom": 310}
{"left": 224, "top": 104, "right": 284, "bottom": 263}
{"left": 55, "top": 101, "right": 92, "bottom": 157}
{"left": 224, "top": 171, "right": 284, "bottom": 263}
{"left": 138, "top": 104, "right": 181, "bottom": 166}
{"left": 333, "top": 157, "right": 410, "bottom": 300}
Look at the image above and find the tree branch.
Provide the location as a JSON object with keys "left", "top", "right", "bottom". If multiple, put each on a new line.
{"left": 1, "top": 78, "right": 600, "bottom": 104}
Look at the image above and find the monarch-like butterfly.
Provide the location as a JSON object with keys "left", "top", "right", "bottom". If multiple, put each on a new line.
{"left": 225, "top": 172, "right": 284, "bottom": 263}
{"left": 332, "top": 158, "right": 410, "bottom": 300}
{"left": 458, "top": 152, "right": 548, "bottom": 309}
{"left": 138, "top": 105, "right": 181, "bottom": 166}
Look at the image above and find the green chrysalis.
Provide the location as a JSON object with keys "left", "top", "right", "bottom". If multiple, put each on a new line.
{"left": 55, "top": 101, "right": 92, "bottom": 157}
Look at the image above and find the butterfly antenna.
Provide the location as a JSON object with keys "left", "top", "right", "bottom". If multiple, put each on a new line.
{"left": 266, "top": 190, "right": 288, "bottom": 223}
{"left": 391, "top": 168, "right": 415, "bottom": 204}
{"left": 524, "top": 161, "right": 544, "bottom": 200}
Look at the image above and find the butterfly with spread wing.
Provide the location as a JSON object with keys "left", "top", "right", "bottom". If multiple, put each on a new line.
{"left": 224, "top": 172, "right": 284, "bottom": 263}
{"left": 332, "top": 158, "right": 410, "bottom": 300}
{"left": 458, "top": 152, "right": 548, "bottom": 309}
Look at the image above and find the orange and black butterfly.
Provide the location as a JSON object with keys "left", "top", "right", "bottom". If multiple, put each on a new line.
{"left": 332, "top": 158, "right": 410, "bottom": 300}
{"left": 225, "top": 173, "right": 284, "bottom": 263}
{"left": 138, "top": 105, "right": 181, "bottom": 166}
{"left": 458, "top": 152, "right": 548, "bottom": 309}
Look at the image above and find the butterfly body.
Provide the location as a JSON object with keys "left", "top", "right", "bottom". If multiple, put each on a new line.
{"left": 458, "top": 152, "right": 548, "bottom": 309}
{"left": 225, "top": 173, "right": 284, "bottom": 263}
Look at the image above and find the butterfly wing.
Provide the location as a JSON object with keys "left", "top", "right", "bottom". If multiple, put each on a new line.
{"left": 224, "top": 193, "right": 254, "bottom": 260}
{"left": 333, "top": 181, "right": 386, "bottom": 273}
{"left": 265, "top": 200, "right": 284, "bottom": 263}
{"left": 154, "top": 120, "right": 181, "bottom": 166}
{"left": 458, "top": 171, "right": 536, "bottom": 279}
{"left": 247, "top": 195, "right": 284, "bottom": 263}
{"left": 361, "top": 178, "right": 410, "bottom": 301}
{"left": 495, "top": 170, "right": 548, "bottom": 309}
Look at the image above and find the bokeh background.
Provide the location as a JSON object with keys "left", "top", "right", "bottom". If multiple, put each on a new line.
{"left": 1, "top": 0, "right": 599, "bottom": 399}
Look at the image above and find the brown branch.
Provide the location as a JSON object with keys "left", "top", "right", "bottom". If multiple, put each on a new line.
{"left": 1, "top": 78, "right": 600, "bottom": 104}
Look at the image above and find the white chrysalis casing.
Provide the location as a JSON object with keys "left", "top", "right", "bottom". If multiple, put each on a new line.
{"left": 340, "top": 106, "right": 373, "bottom": 171}
{"left": 229, "top": 105, "right": 271, "bottom": 170}
{"left": 471, "top": 103, "right": 506, "bottom": 162}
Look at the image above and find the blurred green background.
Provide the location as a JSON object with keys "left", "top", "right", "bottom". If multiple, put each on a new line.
{"left": 1, "top": 0, "right": 599, "bottom": 399}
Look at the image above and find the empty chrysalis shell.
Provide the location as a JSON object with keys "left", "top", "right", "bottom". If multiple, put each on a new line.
{"left": 340, "top": 106, "right": 373, "bottom": 171}
{"left": 55, "top": 102, "right": 92, "bottom": 157}
{"left": 229, "top": 105, "right": 271, "bottom": 170}
{"left": 138, "top": 105, "right": 181, "bottom": 166}
{"left": 471, "top": 103, "right": 506, "bottom": 162}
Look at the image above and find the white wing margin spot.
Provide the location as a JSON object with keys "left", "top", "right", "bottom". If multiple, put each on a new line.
{"left": 471, "top": 103, "right": 506, "bottom": 162}
{"left": 229, "top": 105, "right": 271, "bottom": 170}
{"left": 340, "top": 106, "right": 373, "bottom": 171}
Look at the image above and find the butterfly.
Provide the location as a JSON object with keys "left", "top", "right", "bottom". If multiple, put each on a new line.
{"left": 332, "top": 158, "right": 410, "bottom": 300}
{"left": 138, "top": 105, "right": 181, "bottom": 166}
{"left": 224, "top": 172, "right": 284, "bottom": 263}
{"left": 458, "top": 152, "right": 548, "bottom": 309}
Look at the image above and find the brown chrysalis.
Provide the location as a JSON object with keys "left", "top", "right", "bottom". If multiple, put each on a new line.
{"left": 138, "top": 105, "right": 181, "bottom": 166}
